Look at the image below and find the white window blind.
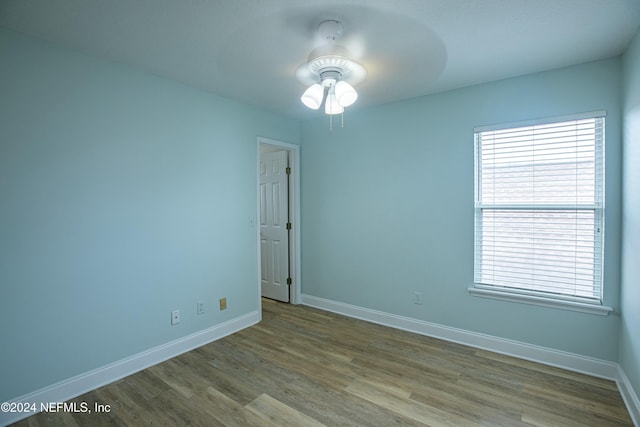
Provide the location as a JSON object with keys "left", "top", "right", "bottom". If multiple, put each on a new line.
{"left": 474, "top": 112, "right": 605, "bottom": 303}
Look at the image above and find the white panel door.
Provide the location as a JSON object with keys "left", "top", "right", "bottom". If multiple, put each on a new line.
{"left": 259, "top": 150, "right": 289, "bottom": 302}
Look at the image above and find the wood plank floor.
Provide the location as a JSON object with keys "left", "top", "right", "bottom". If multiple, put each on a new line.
{"left": 14, "top": 298, "right": 633, "bottom": 426}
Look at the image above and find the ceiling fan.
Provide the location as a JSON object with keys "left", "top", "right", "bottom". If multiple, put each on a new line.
{"left": 296, "top": 19, "right": 366, "bottom": 127}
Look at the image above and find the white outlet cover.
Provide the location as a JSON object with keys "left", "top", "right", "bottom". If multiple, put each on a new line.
{"left": 171, "top": 310, "right": 180, "bottom": 324}
{"left": 414, "top": 292, "right": 423, "bottom": 305}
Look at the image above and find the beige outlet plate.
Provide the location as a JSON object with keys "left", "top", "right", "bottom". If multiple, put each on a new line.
{"left": 219, "top": 297, "right": 227, "bottom": 310}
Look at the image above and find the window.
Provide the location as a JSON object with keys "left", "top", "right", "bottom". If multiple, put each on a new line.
{"left": 473, "top": 112, "right": 605, "bottom": 307}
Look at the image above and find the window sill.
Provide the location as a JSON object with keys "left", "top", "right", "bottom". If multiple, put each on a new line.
{"left": 468, "top": 287, "right": 613, "bottom": 316}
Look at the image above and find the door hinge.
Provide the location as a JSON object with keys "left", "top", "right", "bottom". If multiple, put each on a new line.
{"left": 286, "top": 166, "right": 291, "bottom": 175}
{"left": 286, "top": 277, "right": 292, "bottom": 285}
{"left": 286, "top": 222, "right": 292, "bottom": 230}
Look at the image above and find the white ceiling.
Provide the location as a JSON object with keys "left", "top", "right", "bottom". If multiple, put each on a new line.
{"left": 1, "top": 0, "right": 639, "bottom": 119}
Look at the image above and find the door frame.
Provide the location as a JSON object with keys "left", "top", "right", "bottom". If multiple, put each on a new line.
{"left": 257, "top": 137, "right": 301, "bottom": 310}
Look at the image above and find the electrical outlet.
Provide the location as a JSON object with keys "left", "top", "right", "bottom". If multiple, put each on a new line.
{"left": 171, "top": 309, "right": 180, "bottom": 325}
{"left": 197, "top": 301, "right": 205, "bottom": 315}
{"left": 413, "top": 292, "right": 423, "bottom": 305}
{"left": 219, "top": 297, "right": 227, "bottom": 311}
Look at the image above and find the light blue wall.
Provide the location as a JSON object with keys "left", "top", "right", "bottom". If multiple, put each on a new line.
{"left": 0, "top": 28, "right": 299, "bottom": 401}
{"left": 300, "top": 58, "right": 622, "bottom": 361}
{"left": 621, "top": 27, "right": 640, "bottom": 402}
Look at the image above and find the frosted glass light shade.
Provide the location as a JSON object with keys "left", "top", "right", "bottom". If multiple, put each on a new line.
{"left": 335, "top": 81, "right": 358, "bottom": 107}
{"left": 324, "top": 92, "right": 344, "bottom": 115}
{"left": 301, "top": 84, "right": 324, "bottom": 109}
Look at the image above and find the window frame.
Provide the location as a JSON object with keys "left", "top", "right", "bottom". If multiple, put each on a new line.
{"left": 470, "top": 111, "right": 612, "bottom": 316}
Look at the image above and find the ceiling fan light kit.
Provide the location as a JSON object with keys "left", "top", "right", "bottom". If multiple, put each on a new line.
{"left": 297, "top": 20, "right": 366, "bottom": 129}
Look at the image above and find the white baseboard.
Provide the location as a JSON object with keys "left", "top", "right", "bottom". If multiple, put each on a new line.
{"left": 617, "top": 367, "right": 640, "bottom": 427}
{"left": 1, "top": 311, "right": 260, "bottom": 427}
{"left": 301, "top": 294, "right": 619, "bottom": 380}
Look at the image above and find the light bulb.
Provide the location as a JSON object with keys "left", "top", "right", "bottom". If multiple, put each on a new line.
{"left": 301, "top": 84, "right": 324, "bottom": 110}
{"left": 325, "top": 92, "right": 344, "bottom": 115}
{"left": 335, "top": 80, "right": 358, "bottom": 107}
